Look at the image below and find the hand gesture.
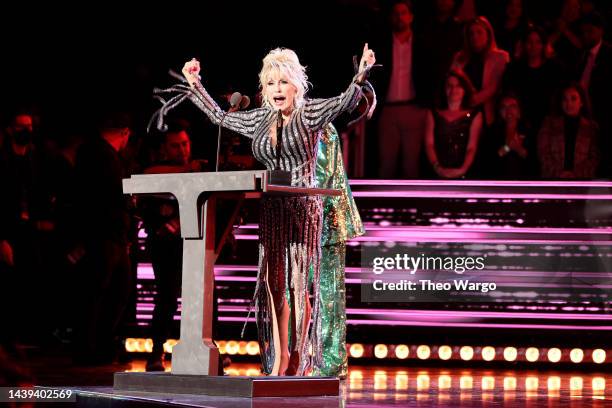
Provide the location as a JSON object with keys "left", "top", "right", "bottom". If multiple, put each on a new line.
{"left": 182, "top": 58, "right": 201, "bottom": 87}
{"left": 357, "top": 43, "right": 376, "bottom": 83}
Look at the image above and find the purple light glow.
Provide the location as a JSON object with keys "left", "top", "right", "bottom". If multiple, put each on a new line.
{"left": 215, "top": 305, "right": 611, "bottom": 321}
{"left": 348, "top": 179, "right": 612, "bottom": 188}
{"left": 235, "top": 224, "right": 612, "bottom": 234}
{"left": 352, "top": 191, "right": 612, "bottom": 200}
{"left": 215, "top": 316, "right": 611, "bottom": 330}
{"left": 344, "top": 319, "right": 612, "bottom": 330}
{"left": 233, "top": 224, "right": 612, "bottom": 245}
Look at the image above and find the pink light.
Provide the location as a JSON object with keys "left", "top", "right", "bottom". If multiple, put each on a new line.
{"left": 215, "top": 305, "right": 611, "bottom": 321}
{"left": 344, "top": 308, "right": 612, "bottom": 320}
{"left": 344, "top": 319, "right": 612, "bottom": 330}
{"left": 348, "top": 179, "right": 612, "bottom": 188}
{"left": 215, "top": 316, "right": 611, "bottom": 330}
{"left": 233, "top": 225, "right": 612, "bottom": 244}
{"left": 234, "top": 224, "right": 612, "bottom": 234}
{"left": 232, "top": 235, "right": 612, "bottom": 245}
{"left": 212, "top": 265, "right": 609, "bottom": 279}
{"left": 352, "top": 191, "right": 612, "bottom": 200}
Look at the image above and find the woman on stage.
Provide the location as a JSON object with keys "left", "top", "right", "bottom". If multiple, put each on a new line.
{"left": 156, "top": 44, "right": 375, "bottom": 375}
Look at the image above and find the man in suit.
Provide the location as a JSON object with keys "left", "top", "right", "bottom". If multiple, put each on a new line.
{"left": 373, "top": 0, "right": 430, "bottom": 179}
{"left": 577, "top": 12, "right": 612, "bottom": 177}
{"left": 72, "top": 112, "right": 133, "bottom": 365}
{"left": 0, "top": 110, "right": 61, "bottom": 345}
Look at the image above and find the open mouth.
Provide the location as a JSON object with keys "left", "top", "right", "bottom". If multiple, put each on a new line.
{"left": 273, "top": 96, "right": 286, "bottom": 105}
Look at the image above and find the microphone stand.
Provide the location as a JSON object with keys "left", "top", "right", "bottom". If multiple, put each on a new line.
{"left": 216, "top": 106, "right": 237, "bottom": 172}
{"left": 215, "top": 114, "right": 227, "bottom": 172}
{"left": 275, "top": 110, "right": 283, "bottom": 170}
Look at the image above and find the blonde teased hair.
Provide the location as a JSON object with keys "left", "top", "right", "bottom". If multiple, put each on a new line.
{"left": 259, "top": 48, "right": 310, "bottom": 109}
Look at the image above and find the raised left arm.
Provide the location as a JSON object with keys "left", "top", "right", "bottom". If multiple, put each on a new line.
{"left": 302, "top": 44, "right": 376, "bottom": 131}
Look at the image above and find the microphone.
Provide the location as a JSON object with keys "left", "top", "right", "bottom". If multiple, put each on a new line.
{"left": 216, "top": 92, "right": 250, "bottom": 172}
{"left": 228, "top": 92, "right": 250, "bottom": 112}
{"left": 229, "top": 92, "right": 242, "bottom": 109}
{"left": 240, "top": 95, "right": 250, "bottom": 109}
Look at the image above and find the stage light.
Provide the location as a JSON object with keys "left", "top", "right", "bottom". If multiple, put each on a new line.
{"left": 395, "top": 372, "right": 408, "bottom": 391}
{"left": 350, "top": 343, "right": 364, "bottom": 358}
{"left": 216, "top": 340, "right": 227, "bottom": 354}
{"left": 482, "top": 376, "right": 495, "bottom": 391}
{"left": 460, "top": 375, "right": 473, "bottom": 390}
{"left": 525, "top": 347, "right": 539, "bottom": 362}
{"left": 225, "top": 368, "right": 239, "bottom": 376}
{"left": 136, "top": 338, "right": 147, "bottom": 353}
{"left": 374, "top": 370, "right": 387, "bottom": 390}
{"left": 569, "top": 348, "right": 584, "bottom": 363}
{"left": 547, "top": 376, "right": 560, "bottom": 391}
{"left": 349, "top": 369, "right": 363, "bottom": 389}
{"left": 416, "top": 345, "right": 431, "bottom": 360}
{"left": 592, "top": 377, "right": 605, "bottom": 392}
{"left": 459, "top": 346, "right": 474, "bottom": 361}
{"left": 125, "top": 338, "right": 138, "bottom": 352}
{"left": 145, "top": 338, "right": 153, "bottom": 353}
{"left": 226, "top": 340, "right": 239, "bottom": 355}
{"left": 349, "top": 370, "right": 363, "bottom": 391}
{"left": 374, "top": 344, "right": 388, "bottom": 359}
{"left": 246, "top": 368, "right": 261, "bottom": 377}
{"left": 416, "top": 374, "right": 430, "bottom": 390}
{"left": 592, "top": 349, "right": 606, "bottom": 364}
{"left": 438, "top": 375, "right": 452, "bottom": 390}
{"left": 238, "top": 341, "right": 248, "bottom": 355}
{"left": 570, "top": 377, "right": 583, "bottom": 392}
{"left": 503, "top": 377, "right": 517, "bottom": 390}
{"left": 547, "top": 348, "right": 561, "bottom": 363}
{"left": 395, "top": 344, "right": 409, "bottom": 359}
{"left": 438, "top": 345, "right": 452, "bottom": 360}
{"left": 503, "top": 347, "right": 517, "bottom": 362}
{"left": 163, "top": 339, "right": 178, "bottom": 354}
{"left": 525, "top": 377, "right": 538, "bottom": 392}
{"left": 246, "top": 341, "right": 259, "bottom": 356}
{"left": 481, "top": 346, "right": 495, "bottom": 361}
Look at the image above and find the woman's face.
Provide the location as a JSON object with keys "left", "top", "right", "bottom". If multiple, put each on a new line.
{"left": 264, "top": 69, "right": 297, "bottom": 113}
{"left": 499, "top": 97, "right": 521, "bottom": 122}
{"left": 562, "top": 88, "right": 583, "bottom": 117}
{"left": 469, "top": 24, "right": 490, "bottom": 53}
{"left": 525, "top": 31, "right": 544, "bottom": 59}
{"left": 446, "top": 76, "right": 465, "bottom": 105}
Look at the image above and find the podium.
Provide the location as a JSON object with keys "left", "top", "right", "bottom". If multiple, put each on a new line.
{"left": 115, "top": 170, "right": 341, "bottom": 397}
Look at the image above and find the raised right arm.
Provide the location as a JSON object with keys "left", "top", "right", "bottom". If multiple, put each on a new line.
{"left": 182, "top": 58, "right": 266, "bottom": 138}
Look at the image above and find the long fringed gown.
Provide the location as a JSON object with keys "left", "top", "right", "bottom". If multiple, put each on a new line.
{"left": 157, "top": 77, "right": 365, "bottom": 375}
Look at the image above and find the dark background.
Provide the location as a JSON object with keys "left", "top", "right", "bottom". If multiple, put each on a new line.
{"left": 1, "top": 0, "right": 611, "bottom": 169}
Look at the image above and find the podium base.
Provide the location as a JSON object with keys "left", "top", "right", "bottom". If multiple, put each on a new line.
{"left": 113, "top": 372, "right": 339, "bottom": 398}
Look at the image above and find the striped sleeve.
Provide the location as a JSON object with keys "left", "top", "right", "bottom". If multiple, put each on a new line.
{"left": 301, "top": 83, "right": 363, "bottom": 131}
{"left": 188, "top": 81, "right": 266, "bottom": 138}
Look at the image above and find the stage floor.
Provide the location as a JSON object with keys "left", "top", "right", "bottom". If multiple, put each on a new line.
{"left": 20, "top": 357, "right": 612, "bottom": 407}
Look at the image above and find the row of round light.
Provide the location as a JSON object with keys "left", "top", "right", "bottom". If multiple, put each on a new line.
{"left": 216, "top": 340, "right": 260, "bottom": 356}
{"left": 349, "top": 370, "right": 606, "bottom": 394}
{"left": 124, "top": 339, "right": 260, "bottom": 355}
{"left": 125, "top": 337, "right": 259, "bottom": 356}
{"left": 125, "top": 338, "right": 179, "bottom": 353}
{"left": 348, "top": 344, "right": 608, "bottom": 364}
